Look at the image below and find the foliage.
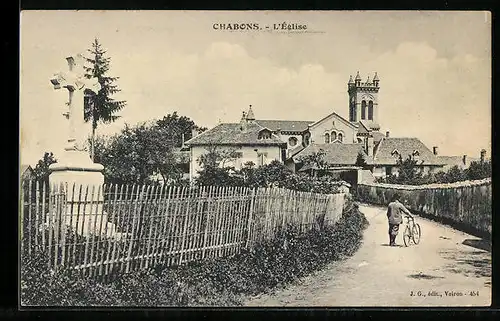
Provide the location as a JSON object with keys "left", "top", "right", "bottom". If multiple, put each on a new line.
{"left": 297, "top": 149, "right": 330, "bottom": 177}
{"left": 376, "top": 157, "right": 492, "bottom": 186}
{"left": 21, "top": 204, "right": 368, "bottom": 306}
{"left": 31, "top": 152, "right": 57, "bottom": 185}
{"left": 84, "top": 38, "right": 127, "bottom": 161}
{"left": 156, "top": 112, "right": 207, "bottom": 148}
{"left": 93, "top": 112, "right": 205, "bottom": 185}
{"left": 466, "top": 160, "right": 492, "bottom": 181}
{"left": 196, "top": 157, "right": 344, "bottom": 194}
{"left": 355, "top": 151, "right": 368, "bottom": 168}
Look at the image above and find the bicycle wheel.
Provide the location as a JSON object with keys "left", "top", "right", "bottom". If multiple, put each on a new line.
{"left": 412, "top": 223, "right": 421, "bottom": 245}
{"left": 403, "top": 225, "right": 412, "bottom": 247}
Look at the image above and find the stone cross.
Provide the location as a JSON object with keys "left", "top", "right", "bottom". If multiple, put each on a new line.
{"left": 50, "top": 53, "right": 101, "bottom": 152}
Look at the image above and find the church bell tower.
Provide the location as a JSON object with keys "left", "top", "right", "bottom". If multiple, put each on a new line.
{"left": 348, "top": 71, "right": 380, "bottom": 130}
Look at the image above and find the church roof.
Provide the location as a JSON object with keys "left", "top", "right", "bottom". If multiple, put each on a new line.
{"left": 293, "top": 143, "right": 372, "bottom": 166}
{"left": 255, "top": 119, "right": 314, "bottom": 132}
{"left": 359, "top": 119, "right": 381, "bottom": 131}
{"left": 308, "top": 111, "right": 356, "bottom": 130}
{"left": 373, "top": 137, "right": 445, "bottom": 166}
{"left": 184, "top": 122, "right": 286, "bottom": 146}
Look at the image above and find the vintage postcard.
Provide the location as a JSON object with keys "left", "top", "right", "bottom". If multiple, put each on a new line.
{"left": 20, "top": 10, "right": 491, "bottom": 307}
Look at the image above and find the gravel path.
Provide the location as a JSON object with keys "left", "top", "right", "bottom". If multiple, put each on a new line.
{"left": 244, "top": 203, "right": 491, "bottom": 307}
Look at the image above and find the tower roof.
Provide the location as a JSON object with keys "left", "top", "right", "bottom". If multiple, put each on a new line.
{"left": 373, "top": 72, "right": 379, "bottom": 81}
{"left": 246, "top": 105, "right": 255, "bottom": 120}
{"left": 355, "top": 71, "right": 361, "bottom": 81}
{"left": 366, "top": 75, "right": 371, "bottom": 83}
{"left": 348, "top": 75, "right": 354, "bottom": 84}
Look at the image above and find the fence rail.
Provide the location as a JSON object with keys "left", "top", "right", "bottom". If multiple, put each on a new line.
{"left": 21, "top": 180, "right": 346, "bottom": 279}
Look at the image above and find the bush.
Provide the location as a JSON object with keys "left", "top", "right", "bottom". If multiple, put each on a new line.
{"left": 21, "top": 204, "right": 369, "bottom": 307}
{"left": 196, "top": 160, "right": 343, "bottom": 194}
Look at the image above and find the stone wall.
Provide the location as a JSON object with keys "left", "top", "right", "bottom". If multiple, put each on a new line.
{"left": 356, "top": 178, "right": 492, "bottom": 237}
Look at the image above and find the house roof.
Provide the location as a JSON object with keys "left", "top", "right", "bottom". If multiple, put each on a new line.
{"left": 255, "top": 119, "right": 314, "bottom": 132}
{"left": 184, "top": 122, "right": 286, "bottom": 146}
{"left": 359, "top": 119, "right": 381, "bottom": 131}
{"left": 20, "top": 164, "right": 33, "bottom": 174}
{"left": 372, "top": 131, "right": 386, "bottom": 143}
{"left": 437, "top": 156, "right": 466, "bottom": 168}
{"left": 293, "top": 143, "right": 371, "bottom": 166}
{"left": 373, "top": 137, "right": 445, "bottom": 166}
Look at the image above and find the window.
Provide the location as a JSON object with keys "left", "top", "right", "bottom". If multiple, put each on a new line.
{"left": 338, "top": 133, "right": 343, "bottom": 142}
{"left": 331, "top": 131, "right": 337, "bottom": 141}
{"left": 324, "top": 133, "right": 330, "bottom": 144}
{"left": 391, "top": 149, "right": 399, "bottom": 157}
{"left": 357, "top": 137, "right": 363, "bottom": 143}
{"left": 257, "top": 152, "right": 268, "bottom": 166}
{"left": 361, "top": 101, "right": 367, "bottom": 119}
{"left": 288, "top": 137, "right": 298, "bottom": 147}
{"left": 258, "top": 130, "right": 271, "bottom": 139}
{"left": 332, "top": 120, "right": 335, "bottom": 126}
{"left": 368, "top": 101, "right": 374, "bottom": 120}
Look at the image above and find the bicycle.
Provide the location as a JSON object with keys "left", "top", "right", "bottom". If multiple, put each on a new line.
{"left": 402, "top": 215, "right": 421, "bottom": 246}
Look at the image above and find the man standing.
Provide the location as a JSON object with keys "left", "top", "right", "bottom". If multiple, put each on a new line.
{"left": 387, "top": 193, "right": 413, "bottom": 246}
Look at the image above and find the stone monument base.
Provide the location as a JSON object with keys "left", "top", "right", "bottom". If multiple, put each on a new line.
{"left": 48, "top": 149, "right": 127, "bottom": 240}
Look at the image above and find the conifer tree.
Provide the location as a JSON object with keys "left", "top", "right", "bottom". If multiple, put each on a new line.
{"left": 84, "top": 38, "right": 127, "bottom": 161}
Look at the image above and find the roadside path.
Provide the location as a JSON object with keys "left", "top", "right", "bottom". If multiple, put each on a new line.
{"left": 244, "top": 204, "right": 491, "bottom": 307}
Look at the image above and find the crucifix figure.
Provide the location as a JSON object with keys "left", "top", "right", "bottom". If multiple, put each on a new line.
{"left": 50, "top": 53, "right": 101, "bottom": 152}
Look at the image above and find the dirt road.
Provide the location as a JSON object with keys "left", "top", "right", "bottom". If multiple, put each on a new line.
{"left": 244, "top": 203, "right": 491, "bottom": 307}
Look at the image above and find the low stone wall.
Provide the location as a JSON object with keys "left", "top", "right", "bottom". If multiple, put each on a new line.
{"left": 356, "top": 178, "right": 492, "bottom": 238}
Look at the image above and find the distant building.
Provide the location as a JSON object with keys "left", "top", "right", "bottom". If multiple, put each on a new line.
{"left": 20, "top": 164, "right": 34, "bottom": 181}
{"left": 183, "top": 110, "right": 287, "bottom": 181}
{"left": 183, "top": 72, "right": 456, "bottom": 183}
{"left": 436, "top": 148, "right": 490, "bottom": 172}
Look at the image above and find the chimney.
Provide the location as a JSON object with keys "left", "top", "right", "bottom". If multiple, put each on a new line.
{"left": 433, "top": 146, "right": 438, "bottom": 156}
{"left": 480, "top": 149, "right": 486, "bottom": 162}
{"left": 366, "top": 136, "right": 374, "bottom": 158}
{"left": 191, "top": 128, "right": 199, "bottom": 138}
{"left": 385, "top": 131, "right": 390, "bottom": 138}
{"left": 462, "top": 155, "right": 467, "bottom": 166}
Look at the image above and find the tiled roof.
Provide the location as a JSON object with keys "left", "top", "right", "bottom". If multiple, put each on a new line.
{"left": 293, "top": 143, "right": 371, "bottom": 166}
{"left": 437, "top": 156, "right": 466, "bottom": 168}
{"left": 372, "top": 131, "right": 386, "bottom": 143}
{"left": 359, "top": 119, "right": 380, "bottom": 130}
{"left": 184, "top": 122, "right": 286, "bottom": 146}
{"left": 373, "top": 137, "right": 445, "bottom": 166}
{"left": 255, "top": 119, "right": 314, "bottom": 132}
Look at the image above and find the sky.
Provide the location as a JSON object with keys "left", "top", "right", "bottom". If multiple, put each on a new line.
{"left": 20, "top": 11, "right": 491, "bottom": 166}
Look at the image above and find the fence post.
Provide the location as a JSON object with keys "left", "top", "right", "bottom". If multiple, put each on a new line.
{"left": 245, "top": 188, "right": 256, "bottom": 249}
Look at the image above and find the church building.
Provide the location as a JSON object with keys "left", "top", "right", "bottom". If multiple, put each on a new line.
{"left": 183, "top": 72, "right": 448, "bottom": 183}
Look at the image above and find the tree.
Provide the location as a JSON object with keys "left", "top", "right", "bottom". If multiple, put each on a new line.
{"left": 32, "top": 152, "right": 57, "bottom": 185}
{"left": 466, "top": 160, "right": 492, "bottom": 180}
{"left": 156, "top": 112, "right": 207, "bottom": 148}
{"left": 297, "top": 149, "right": 330, "bottom": 177}
{"left": 84, "top": 38, "right": 127, "bottom": 162}
{"left": 355, "top": 151, "right": 368, "bottom": 168}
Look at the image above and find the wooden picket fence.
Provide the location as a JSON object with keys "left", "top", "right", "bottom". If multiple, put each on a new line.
{"left": 20, "top": 180, "right": 346, "bottom": 279}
